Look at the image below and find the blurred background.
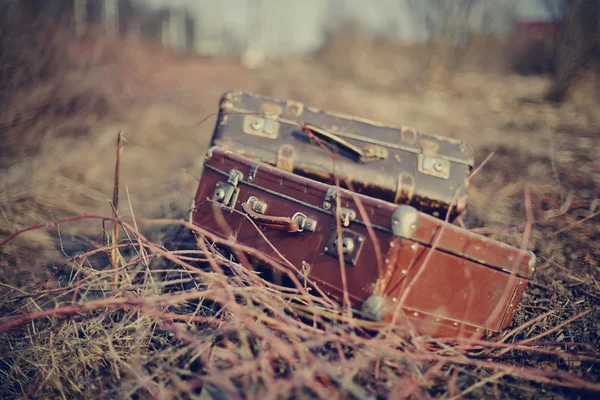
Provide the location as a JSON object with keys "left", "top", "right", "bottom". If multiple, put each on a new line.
{"left": 1, "top": 0, "right": 599, "bottom": 289}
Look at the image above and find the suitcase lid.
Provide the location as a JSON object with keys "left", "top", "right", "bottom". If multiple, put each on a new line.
{"left": 202, "top": 147, "right": 535, "bottom": 280}
{"left": 218, "top": 90, "right": 474, "bottom": 168}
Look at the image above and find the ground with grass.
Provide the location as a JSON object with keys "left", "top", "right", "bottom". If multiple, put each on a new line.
{"left": 1, "top": 20, "right": 599, "bottom": 400}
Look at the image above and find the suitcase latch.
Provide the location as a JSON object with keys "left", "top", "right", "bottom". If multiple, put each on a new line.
{"left": 417, "top": 154, "right": 450, "bottom": 180}
{"left": 212, "top": 169, "right": 243, "bottom": 208}
{"left": 339, "top": 208, "right": 356, "bottom": 227}
{"left": 324, "top": 229, "right": 365, "bottom": 266}
{"left": 243, "top": 115, "right": 280, "bottom": 139}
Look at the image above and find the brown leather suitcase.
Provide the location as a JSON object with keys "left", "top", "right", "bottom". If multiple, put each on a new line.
{"left": 190, "top": 147, "right": 536, "bottom": 339}
{"left": 210, "top": 90, "right": 475, "bottom": 221}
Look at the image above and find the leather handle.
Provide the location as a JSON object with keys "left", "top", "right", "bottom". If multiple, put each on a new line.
{"left": 301, "top": 123, "right": 387, "bottom": 163}
{"left": 242, "top": 202, "right": 301, "bottom": 232}
{"left": 302, "top": 123, "right": 365, "bottom": 159}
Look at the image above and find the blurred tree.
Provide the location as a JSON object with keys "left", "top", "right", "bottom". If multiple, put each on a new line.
{"left": 544, "top": 0, "right": 600, "bottom": 102}
{"left": 407, "top": 0, "right": 485, "bottom": 87}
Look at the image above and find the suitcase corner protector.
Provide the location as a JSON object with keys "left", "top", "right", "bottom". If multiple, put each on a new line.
{"left": 206, "top": 145, "right": 219, "bottom": 160}
{"left": 391, "top": 205, "right": 419, "bottom": 240}
{"left": 362, "top": 295, "right": 386, "bottom": 322}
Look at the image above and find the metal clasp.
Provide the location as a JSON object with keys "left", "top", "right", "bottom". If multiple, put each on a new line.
{"left": 417, "top": 154, "right": 450, "bottom": 179}
{"left": 324, "top": 229, "right": 365, "bottom": 266}
{"left": 339, "top": 208, "right": 356, "bottom": 227}
{"left": 242, "top": 113, "right": 280, "bottom": 139}
{"left": 228, "top": 169, "right": 243, "bottom": 186}
{"left": 212, "top": 169, "right": 243, "bottom": 208}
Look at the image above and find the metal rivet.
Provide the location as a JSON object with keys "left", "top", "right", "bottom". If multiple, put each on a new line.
{"left": 358, "top": 237, "right": 364, "bottom": 242}
{"left": 324, "top": 247, "right": 329, "bottom": 252}
{"left": 436, "top": 318, "right": 441, "bottom": 322}
{"left": 323, "top": 201, "right": 331, "bottom": 210}
{"left": 393, "top": 298, "right": 398, "bottom": 303}
{"left": 453, "top": 322, "right": 458, "bottom": 327}
{"left": 392, "top": 219, "right": 399, "bottom": 226}
{"left": 389, "top": 241, "right": 395, "bottom": 248}
{"left": 476, "top": 328, "right": 480, "bottom": 332}
{"left": 434, "top": 161, "right": 443, "bottom": 172}
{"left": 519, "top": 281, "right": 523, "bottom": 285}
{"left": 251, "top": 118, "right": 264, "bottom": 130}
{"left": 410, "top": 223, "right": 417, "bottom": 231}
{"left": 384, "top": 258, "right": 390, "bottom": 264}
{"left": 413, "top": 312, "right": 419, "bottom": 317}
{"left": 401, "top": 269, "right": 408, "bottom": 275}
{"left": 411, "top": 244, "right": 417, "bottom": 250}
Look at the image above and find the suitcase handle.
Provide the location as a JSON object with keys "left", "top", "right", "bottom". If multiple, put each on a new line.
{"left": 301, "top": 123, "right": 387, "bottom": 163}
{"left": 242, "top": 198, "right": 316, "bottom": 233}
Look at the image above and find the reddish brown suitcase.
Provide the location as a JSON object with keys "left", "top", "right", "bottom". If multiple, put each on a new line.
{"left": 210, "top": 90, "right": 475, "bottom": 221}
{"left": 190, "top": 147, "right": 536, "bottom": 339}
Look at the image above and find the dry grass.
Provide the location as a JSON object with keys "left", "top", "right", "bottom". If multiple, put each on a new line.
{"left": 1, "top": 212, "right": 599, "bottom": 399}
{"left": 1, "top": 15, "right": 600, "bottom": 400}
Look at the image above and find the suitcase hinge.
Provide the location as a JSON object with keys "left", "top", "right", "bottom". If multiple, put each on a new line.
{"left": 323, "top": 187, "right": 337, "bottom": 210}
{"left": 212, "top": 169, "right": 243, "bottom": 208}
{"left": 361, "top": 145, "right": 388, "bottom": 162}
{"left": 248, "top": 162, "right": 261, "bottom": 182}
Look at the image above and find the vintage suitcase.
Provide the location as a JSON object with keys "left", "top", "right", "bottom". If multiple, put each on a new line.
{"left": 190, "top": 147, "right": 536, "bottom": 339}
{"left": 209, "top": 90, "right": 475, "bottom": 221}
